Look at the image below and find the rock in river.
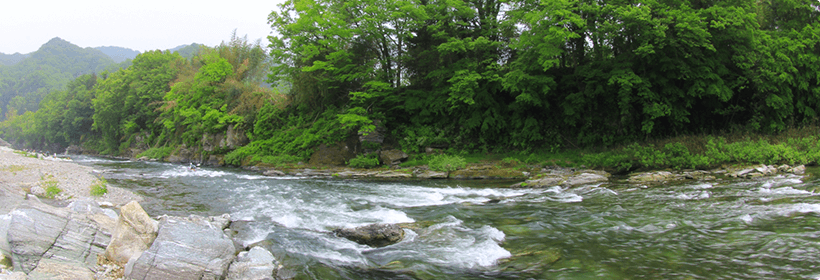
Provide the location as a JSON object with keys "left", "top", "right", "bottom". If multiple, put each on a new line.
{"left": 333, "top": 223, "right": 405, "bottom": 247}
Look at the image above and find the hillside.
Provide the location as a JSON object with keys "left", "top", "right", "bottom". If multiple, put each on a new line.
{"left": 0, "top": 52, "right": 29, "bottom": 66}
{"left": 0, "top": 38, "right": 117, "bottom": 119}
{"left": 94, "top": 46, "right": 140, "bottom": 63}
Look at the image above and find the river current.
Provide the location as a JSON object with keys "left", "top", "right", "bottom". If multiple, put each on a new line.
{"left": 73, "top": 156, "right": 820, "bottom": 279}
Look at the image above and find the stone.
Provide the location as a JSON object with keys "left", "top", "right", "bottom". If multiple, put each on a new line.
{"left": 374, "top": 170, "right": 413, "bottom": 179}
{"left": 6, "top": 199, "right": 114, "bottom": 274}
{"left": 104, "top": 201, "right": 158, "bottom": 264}
{"left": 263, "top": 169, "right": 286, "bottom": 176}
{"left": 790, "top": 165, "right": 806, "bottom": 175}
{"left": 414, "top": 170, "right": 448, "bottom": 179}
{"left": 562, "top": 172, "right": 609, "bottom": 186}
{"left": 205, "top": 155, "right": 224, "bottom": 167}
{"left": 28, "top": 258, "right": 95, "bottom": 280}
{"left": 202, "top": 133, "right": 226, "bottom": 152}
{"left": 0, "top": 214, "right": 10, "bottom": 262}
{"left": 379, "top": 149, "right": 408, "bottom": 166}
{"left": 309, "top": 143, "right": 356, "bottom": 166}
{"left": 224, "top": 124, "right": 249, "bottom": 149}
{"left": 7, "top": 202, "right": 69, "bottom": 273}
{"left": 227, "top": 246, "right": 278, "bottom": 280}
{"left": 126, "top": 215, "right": 238, "bottom": 280}
{"left": 628, "top": 171, "right": 677, "bottom": 183}
{"left": 30, "top": 185, "right": 46, "bottom": 197}
{"left": 333, "top": 223, "right": 405, "bottom": 247}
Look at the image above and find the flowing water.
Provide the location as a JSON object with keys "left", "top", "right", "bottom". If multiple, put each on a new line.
{"left": 74, "top": 156, "right": 820, "bottom": 279}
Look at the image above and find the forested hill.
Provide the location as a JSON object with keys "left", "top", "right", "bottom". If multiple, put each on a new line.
{"left": 94, "top": 46, "right": 141, "bottom": 63}
{"left": 0, "top": 52, "right": 29, "bottom": 66}
{"left": 0, "top": 37, "right": 118, "bottom": 119}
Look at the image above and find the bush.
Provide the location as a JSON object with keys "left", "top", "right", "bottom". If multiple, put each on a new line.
{"left": 348, "top": 153, "right": 381, "bottom": 168}
{"left": 428, "top": 154, "right": 466, "bottom": 172}
{"left": 42, "top": 180, "right": 62, "bottom": 199}
{"left": 136, "top": 146, "right": 175, "bottom": 159}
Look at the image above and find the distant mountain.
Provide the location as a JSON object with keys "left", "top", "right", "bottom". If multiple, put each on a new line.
{"left": 95, "top": 46, "right": 140, "bottom": 63}
{"left": 0, "top": 52, "right": 29, "bottom": 66}
{"left": 168, "top": 43, "right": 203, "bottom": 59}
{"left": 0, "top": 37, "right": 117, "bottom": 119}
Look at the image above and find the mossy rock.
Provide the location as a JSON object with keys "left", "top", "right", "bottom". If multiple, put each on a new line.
{"left": 450, "top": 166, "right": 528, "bottom": 179}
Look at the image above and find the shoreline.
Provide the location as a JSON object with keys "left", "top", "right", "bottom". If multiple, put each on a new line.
{"left": 0, "top": 147, "right": 142, "bottom": 213}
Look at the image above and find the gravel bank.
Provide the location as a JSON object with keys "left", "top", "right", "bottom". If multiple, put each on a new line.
{"left": 0, "top": 147, "right": 141, "bottom": 214}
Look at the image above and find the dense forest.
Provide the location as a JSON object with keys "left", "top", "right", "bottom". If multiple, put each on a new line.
{"left": 1, "top": 0, "right": 818, "bottom": 168}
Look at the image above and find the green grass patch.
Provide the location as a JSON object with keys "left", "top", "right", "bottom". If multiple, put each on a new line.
{"left": 0, "top": 165, "right": 26, "bottom": 174}
{"left": 90, "top": 177, "right": 109, "bottom": 196}
{"left": 14, "top": 150, "right": 39, "bottom": 158}
{"left": 428, "top": 154, "right": 467, "bottom": 172}
{"left": 348, "top": 153, "right": 382, "bottom": 168}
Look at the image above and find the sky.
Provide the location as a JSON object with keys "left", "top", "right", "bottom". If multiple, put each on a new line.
{"left": 0, "top": 0, "right": 284, "bottom": 54}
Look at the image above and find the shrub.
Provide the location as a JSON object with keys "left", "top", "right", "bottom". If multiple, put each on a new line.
{"left": 348, "top": 153, "right": 381, "bottom": 168}
{"left": 498, "top": 157, "right": 523, "bottom": 168}
{"left": 428, "top": 154, "right": 466, "bottom": 172}
{"left": 257, "top": 154, "right": 303, "bottom": 167}
{"left": 136, "top": 146, "right": 175, "bottom": 159}
{"left": 90, "top": 177, "right": 108, "bottom": 196}
{"left": 43, "top": 180, "right": 62, "bottom": 199}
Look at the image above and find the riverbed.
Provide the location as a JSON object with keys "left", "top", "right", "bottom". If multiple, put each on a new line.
{"left": 74, "top": 156, "right": 820, "bottom": 279}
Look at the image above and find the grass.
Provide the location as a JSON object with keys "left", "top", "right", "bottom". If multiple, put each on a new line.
{"left": 90, "top": 177, "right": 109, "bottom": 196}
{"left": 0, "top": 165, "right": 26, "bottom": 174}
{"left": 41, "top": 176, "right": 62, "bottom": 199}
{"left": 394, "top": 125, "right": 820, "bottom": 175}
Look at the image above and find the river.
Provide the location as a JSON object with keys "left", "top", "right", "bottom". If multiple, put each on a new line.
{"left": 73, "top": 156, "right": 820, "bottom": 279}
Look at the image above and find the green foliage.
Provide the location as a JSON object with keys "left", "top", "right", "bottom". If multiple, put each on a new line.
{"left": 136, "top": 147, "right": 175, "bottom": 159}
{"left": 582, "top": 135, "right": 820, "bottom": 173}
{"left": 498, "top": 157, "right": 523, "bottom": 168}
{"left": 225, "top": 108, "right": 348, "bottom": 166}
{"left": 428, "top": 154, "right": 467, "bottom": 172}
{"left": 348, "top": 153, "right": 381, "bottom": 168}
{"left": 257, "top": 154, "right": 303, "bottom": 166}
{"left": 40, "top": 175, "right": 62, "bottom": 199}
{"left": 90, "top": 177, "right": 108, "bottom": 196}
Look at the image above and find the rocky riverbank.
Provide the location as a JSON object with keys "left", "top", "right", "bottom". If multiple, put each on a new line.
{"left": 0, "top": 147, "right": 281, "bottom": 279}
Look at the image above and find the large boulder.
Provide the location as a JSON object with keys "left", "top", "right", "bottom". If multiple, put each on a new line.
{"left": 333, "top": 223, "right": 405, "bottom": 247}
{"left": 514, "top": 169, "right": 610, "bottom": 188}
{"left": 125, "top": 215, "right": 238, "bottom": 280}
{"left": 5, "top": 199, "right": 115, "bottom": 277}
{"left": 227, "top": 246, "right": 279, "bottom": 280}
{"left": 309, "top": 143, "right": 356, "bottom": 166}
{"left": 104, "top": 201, "right": 158, "bottom": 264}
{"left": 379, "top": 149, "right": 408, "bottom": 166}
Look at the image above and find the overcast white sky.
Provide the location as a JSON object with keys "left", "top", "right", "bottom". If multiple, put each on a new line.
{"left": 0, "top": 0, "right": 284, "bottom": 54}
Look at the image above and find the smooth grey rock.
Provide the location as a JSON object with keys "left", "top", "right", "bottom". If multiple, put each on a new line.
{"left": 7, "top": 202, "right": 69, "bottom": 273}
{"left": 333, "top": 223, "right": 405, "bottom": 247}
{"left": 0, "top": 214, "right": 10, "bottom": 259}
{"left": 227, "top": 247, "right": 278, "bottom": 280}
{"left": 562, "top": 172, "right": 609, "bottom": 186}
{"left": 415, "top": 170, "right": 447, "bottom": 179}
{"left": 126, "top": 215, "right": 238, "bottom": 280}
{"left": 628, "top": 171, "right": 677, "bottom": 183}
{"left": 263, "top": 169, "right": 286, "bottom": 176}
